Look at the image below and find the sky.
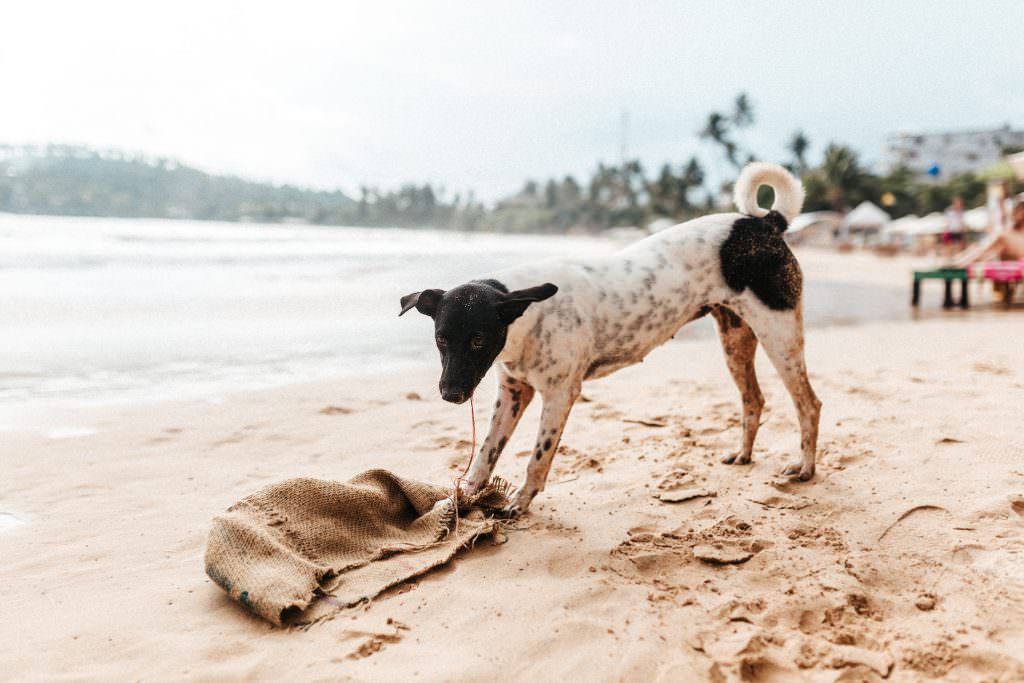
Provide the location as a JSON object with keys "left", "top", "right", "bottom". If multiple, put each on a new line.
{"left": 2, "top": 1, "right": 1022, "bottom": 201}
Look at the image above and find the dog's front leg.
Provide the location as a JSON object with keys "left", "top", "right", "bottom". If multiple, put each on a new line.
{"left": 461, "top": 374, "right": 535, "bottom": 494}
{"left": 505, "top": 384, "right": 580, "bottom": 515}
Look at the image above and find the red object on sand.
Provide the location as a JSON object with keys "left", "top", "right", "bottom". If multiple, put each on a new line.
{"left": 973, "top": 261, "right": 1024, "bottom": 283}
{"left": 968, "top": 261, "right": 1023, "bottom": 307}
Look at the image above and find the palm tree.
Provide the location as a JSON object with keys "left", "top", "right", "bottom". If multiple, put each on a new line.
{"left": 620, "top": 159, "right": 645, "bottom": 208}
{"left": 648, "top": 163, "right": 679, "bottom": 217}
{"left": 732, "top": 92, "right": 755, "bottom": 128}
{"left": 701, "top": 94, "right": 756, "bottom": 170}
{"left": 821, "top": 143, "right": 865, "bottom": 211}
{"left": 786, "top": 131, "right": 810, "bottom": 173}
{"left": 681, "top": 157, "right": 705, "bottom": 187}
{"left": 700, "top": 112, "right": 729, "bottom": 146}
{"left": 677, "top": 156, "right": 706, "bottom": 211}
{"left": 700, "top": 112, "right": 741, "bottom": 168}
{"left": 544, "top": 179, "right": 558, "bottom": 209}
{"left": 560, "top": 175, "right": 581, "bottom": 204}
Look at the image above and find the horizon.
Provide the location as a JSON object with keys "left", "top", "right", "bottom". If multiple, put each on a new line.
{"left": 2, "top": 1, "right": 1022, "bottom": 201}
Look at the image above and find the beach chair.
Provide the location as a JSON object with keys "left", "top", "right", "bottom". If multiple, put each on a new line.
{"left": 970, "top": 261, "right": 1023, "bottom": 306}
{"left": 911, "top": 267, "right": 969, "bottom": 309}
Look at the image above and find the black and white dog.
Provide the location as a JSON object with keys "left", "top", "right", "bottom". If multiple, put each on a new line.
{"left": 400, "top": 162, "right": 821, "bottom": 515}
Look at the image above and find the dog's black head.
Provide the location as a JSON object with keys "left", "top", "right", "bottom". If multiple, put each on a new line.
{"left": 399, "top": 279, "right": 557, "bottom": 403}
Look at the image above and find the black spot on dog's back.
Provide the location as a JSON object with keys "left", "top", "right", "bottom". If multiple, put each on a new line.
{"left": 719, "top": 210, "right": 801, "bottom": 310}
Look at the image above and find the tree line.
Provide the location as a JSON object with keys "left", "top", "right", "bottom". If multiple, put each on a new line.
{"left": 0, "top": 145, "right": 477, "bottom": 227}
{"left": 488, "top": 93, "right": 1013, "bottom": 233}
{"left": 2, "top": 102, "right": 1018, "bottom": 233}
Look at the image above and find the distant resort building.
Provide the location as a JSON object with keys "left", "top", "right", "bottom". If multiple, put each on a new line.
{"left": 883, "top": 124, "right": 1024, "bottom": 180}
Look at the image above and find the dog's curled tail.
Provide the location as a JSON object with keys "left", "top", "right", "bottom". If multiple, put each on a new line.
{"left": 733, "top": 162, "right": 805, "bottom": 226}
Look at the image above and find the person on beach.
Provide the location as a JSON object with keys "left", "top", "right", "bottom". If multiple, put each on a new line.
{"left": 951, "top": 202, "right": 1024, "bottom": 266}
{"left": 943, "top": 196, "right": 965, "bottom": 252}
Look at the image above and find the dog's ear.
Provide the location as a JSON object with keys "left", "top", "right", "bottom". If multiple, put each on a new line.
{"left": 399, "top": 289, "right": 445, "bottom": 317}
{"left": 495, "top": 283, "right": 558, "bottom": 324}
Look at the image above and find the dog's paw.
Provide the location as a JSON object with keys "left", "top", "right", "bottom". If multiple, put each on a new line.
{"left": 495, "top": 486, "right": 536, "bottom": 518}
{"left": 782, "top": 462, "right": 815, "bottom": 481}
{"left": 722, "top": 451, "right": 752, "bottom": 465}
{"left": 495, "top": 502, "right": 525, "bottom": 519}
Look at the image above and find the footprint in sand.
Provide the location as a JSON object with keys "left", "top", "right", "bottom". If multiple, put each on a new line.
{"left": 654, "top": 470, "right": 694, "bottom": 490}
{"left": 876, "top": 505, "right": 954, "bottom": 559}
{"left": 447, "top": 453, "right": 470, "bottom": 470}
{"left": 320, "top": 405, "right": 353, "bottom": 415}
{"left": 1010, "top": 494, "right": 1024, "bottom": 516}
{"left": 552, "top": 445, "right": 607, "bottom": 476}
{"left": 211, "top": 432, "right": 246, "bottom": 447}
{"left": 692, "top": 542, "right": 752, "bottom": 564}
{"left": 589, "top": 402, "right": 624, "bottom": 421}
{"left": 545, "top": 549, "right": 598, "bottom": 578}
{"left": 342, "top": 620, "right": 410, "bottom": 660}
{"left": 972, "top": 360, "right": 1010, "bottom": 376}
{"left": 612, "top": 516, "right": 766, "bottom": 578}
{"left": 435, "top": 436, "right": 472, "bottom": 450}
{"left": 749, "top": 491, "right": 812, "bottom": 510}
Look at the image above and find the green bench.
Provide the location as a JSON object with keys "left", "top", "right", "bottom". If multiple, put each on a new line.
{"left": 912, "top": 268, "right": 969, "bottom": 309}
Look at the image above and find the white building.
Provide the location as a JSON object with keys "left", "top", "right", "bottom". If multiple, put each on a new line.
{"left": 883, "top": 125, "right": 1024, "bottom": 180}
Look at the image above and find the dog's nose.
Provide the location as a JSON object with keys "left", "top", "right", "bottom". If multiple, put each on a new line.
{"left": 440, "top": 386, "right": 468, "bottom": 404}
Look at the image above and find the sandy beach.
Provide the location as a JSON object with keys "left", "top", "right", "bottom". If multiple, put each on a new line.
{"left": 3, "top": 250, "right": 1024, "bottom": 681}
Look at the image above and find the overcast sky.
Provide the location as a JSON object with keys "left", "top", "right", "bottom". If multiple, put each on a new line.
{"left": 2, "top": 1, "right": 1022, "bottom": 200}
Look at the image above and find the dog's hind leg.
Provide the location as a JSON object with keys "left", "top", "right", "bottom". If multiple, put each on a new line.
{"left": 712, "top": 305, "right": 764, "bottom": 467}
{"left": 735, "top": 302, "right": 821, "bottom": 480}
{"left": 462, "top": 373, "right": 535, "bottom": 494}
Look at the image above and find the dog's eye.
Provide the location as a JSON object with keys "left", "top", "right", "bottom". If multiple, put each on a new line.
{"left": 435, "top": 335, "right": 447, "bottom": 348}
{"left": 470, "top": 333, "right": 485, "bottom": 350}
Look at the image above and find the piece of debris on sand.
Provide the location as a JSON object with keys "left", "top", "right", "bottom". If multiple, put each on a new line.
{"left": 657, "top": 487, "right": 717, "bottom": 503}
{"left": 693, "top": 542, "right": 754, "bottom": 565}
{"left": 623, "top": 417, "right": 668, "bottom": 428}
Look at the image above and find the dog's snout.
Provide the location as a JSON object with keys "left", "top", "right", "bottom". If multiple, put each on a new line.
{"left": 440, "top": 385, "right": 469, "bottom": 404}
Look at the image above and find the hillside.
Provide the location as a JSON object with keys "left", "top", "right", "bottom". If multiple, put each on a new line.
{"left": 0, "top": 145, "right": 358, "bottom": 224}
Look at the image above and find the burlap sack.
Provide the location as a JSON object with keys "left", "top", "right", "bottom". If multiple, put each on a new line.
{"left": 204, "top": 469, "right": 507, "bottom": 626}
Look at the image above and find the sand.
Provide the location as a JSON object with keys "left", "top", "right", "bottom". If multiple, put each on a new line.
{"left": 3, "top": 258, "right": 1024, "bottom": 680}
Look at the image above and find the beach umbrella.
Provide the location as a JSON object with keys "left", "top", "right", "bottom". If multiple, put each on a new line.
{"left": 963, "top": 206, "right": 989, "bottom": 231}
{"left": 789, "top": 211, "right": 842, "bottom": 234}
{"left": 842, "top": 201, "right": 891, "bottom": 231}
{"left": 910, "top": 212, "right": 950, "bottom": 235}
{"left": 882, "top": 214, "right": 921, "bottom": 235}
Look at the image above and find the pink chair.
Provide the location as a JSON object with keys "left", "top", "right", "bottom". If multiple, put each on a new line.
{"left": 984, "top": 261, "right": 1023, "bottom": 281}
{"left": 970, "top": 261, "right": 1023, "bottom": 306}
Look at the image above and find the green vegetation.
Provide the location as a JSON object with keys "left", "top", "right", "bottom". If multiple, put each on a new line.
{"left": 2, "top": 100, "right": 1016, "bottom": 232}
{"left": 485, "top": 93, "right": 1009, "bottom": 233}
{"left": 0, "top": 145, "right": 478, "bottom": 228}
{"left": 799, "top": 143, "right": 989, "bottom": 216}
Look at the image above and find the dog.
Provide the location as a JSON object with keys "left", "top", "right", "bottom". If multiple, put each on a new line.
{"left": 400, "top": 162, "right": 821, "bottom": 515}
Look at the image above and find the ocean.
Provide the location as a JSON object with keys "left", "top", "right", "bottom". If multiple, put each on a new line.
{"left": 0, "top": 213, "right": 909, "bottom": 420}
